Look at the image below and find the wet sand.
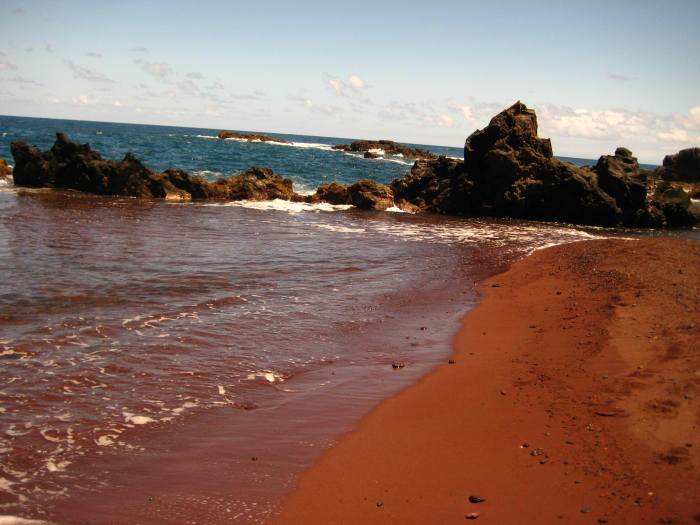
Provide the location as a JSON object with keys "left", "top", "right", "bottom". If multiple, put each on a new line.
{"left": 271, "top": 238, "right": 700, "bottom": 524}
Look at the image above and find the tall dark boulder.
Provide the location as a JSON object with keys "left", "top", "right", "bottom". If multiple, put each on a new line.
{"left": 656, "top": 148, "right": 700, "bottom": 182}
{"left": 593, "top": 147, "right": 647, "bottom": 224}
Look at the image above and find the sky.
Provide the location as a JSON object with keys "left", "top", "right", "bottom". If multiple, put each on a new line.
{"left": 0, "top": 0, "right": 699, "bottom": 163}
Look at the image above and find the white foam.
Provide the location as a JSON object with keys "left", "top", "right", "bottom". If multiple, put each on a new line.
{"left": 315, "top": 224, "right": 367, "bottom": 234}
{"left": 122, "top": 412, "right": 156, "bottom": 425}
{"left": 245, "top": 370, "right": 285, "bottom": 384}
{"left": 95, "top": 435, "right": 116, "bottom": 447}
{"left": 0, "top": 516, "right": 51, "bottom": 525}
{"left": 45, "top": 460, "right": 71, "bottom": 473}
{"left": 275, "top": 141, "right": 335, "bottom": 152}
{"left": 217, "top": 385, "right": 226, "bottom": 395}
{"left": 193, "top": 134, "right": 218, "bottom": 139}
{"left": 204, "top": 199, "right": 353, "bottom": 214}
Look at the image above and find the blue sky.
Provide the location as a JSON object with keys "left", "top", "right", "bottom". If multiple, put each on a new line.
{"left": 1, "top": 0, "right": 699, "bottom": 162}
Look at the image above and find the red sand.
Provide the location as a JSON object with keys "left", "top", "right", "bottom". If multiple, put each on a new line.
{"left": 271, "top": 239, "right": 700, "bottom": 524}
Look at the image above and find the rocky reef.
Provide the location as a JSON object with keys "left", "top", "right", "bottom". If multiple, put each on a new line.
{"left": 217, "top": 130, "right": 290, "bottom": 144}
{"left": 332, "top": 140, "right": 437, "bottom": 160}
{"left": 9, "top": 133, "right": 395, "bottom": 209}
{"left": 8, "top": 103, "right": 699, "bottom": 227}
{"left": 393, "top": 102, "right": 698, "bottom": 228}
{"left": 10, "top": 133, "right": 297, "bottom": 202}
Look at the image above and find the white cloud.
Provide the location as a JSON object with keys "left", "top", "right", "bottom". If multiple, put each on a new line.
{"left": 86, "top": 51, "right": 102, "bottom": 58}
{"left": 459, "top": 105, "right": 473, "bottom": 120}
{"left": 135, "top": 60, "right": 174, "bottom": 80}
{"left": 64, "top": 60, "right": 115, "bottom": 83}
{"left": 186, "top": 72, "right": 204, "bottom": 80}
{"left": 0, "top": 62, "right": 18, "bottom": 71}
{"left": 348, "top": 74, "right": 365, "bottom": 90}
{"left": 327, "top": 77, "right": 342, "bottom": 95}
{"left": 690, "top": 106, "right": 700, "bottom": 123}
{"left": 438, "top": 114, "right": 454, "bottom": 127}
{"left": 113, "top": 100, "right": 122, "bottom": 107}
{"left": 74, "top": 94, "right": 91, "bottom": 105}
{"left": 657, "top": 128, "right": 689, "bottom": 142}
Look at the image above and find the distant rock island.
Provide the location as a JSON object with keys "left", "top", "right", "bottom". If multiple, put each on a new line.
{"left": 332, "top": 140, "right": 437, "bottom": 160}
{"left": 6, "top": 102, "right": 699, "bottom": 228}
{"left": 217, "top": 130, "right": 290, "bottom": 144}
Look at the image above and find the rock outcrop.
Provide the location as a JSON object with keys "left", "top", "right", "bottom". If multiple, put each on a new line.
{"left": 655, "top": 147, "right": 700, "bottom": 182}
{"left": 333, "top": 140, "right": 437, "bottom": 160}
{"left": 392, "top": 102, "right": 697, "bottom": 228}
{"left": 0, "top": 158, "right": 12, "bottom": 179}
{"left": 309, "top": 180, "right": 394, "bottom": 210}
{"left": 218, "top": 130, "right": 290, "bottom": 144}
{"left": 11, "top": 133, "right": 296, "bottom": 202}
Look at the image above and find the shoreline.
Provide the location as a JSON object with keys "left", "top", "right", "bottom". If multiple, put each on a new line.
{"left": 270, "top": 238, "right": 700, "bottom": 524}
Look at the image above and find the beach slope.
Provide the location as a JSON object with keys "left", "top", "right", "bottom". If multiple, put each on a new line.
{"left": 271, "top": 238, "right": 700, "bottom": 524}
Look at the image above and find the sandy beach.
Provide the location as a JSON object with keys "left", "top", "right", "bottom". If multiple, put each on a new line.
{"left": 271, "top": 238, "right": 700, "bottom": 524}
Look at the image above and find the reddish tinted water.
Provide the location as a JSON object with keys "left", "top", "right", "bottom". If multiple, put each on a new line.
{"left": 0, "top": 186, "right": 605, "bottom": 523}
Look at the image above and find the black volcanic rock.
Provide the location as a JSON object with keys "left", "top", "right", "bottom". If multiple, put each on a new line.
{"left": 656, "top": 147, "right": 700, "bottom": 182}
{"left": 393, "top": 156, "right": 470, "bottom": 214}
{"left": 592, "top": 147, "right": 647, "bottom": 224}
{"left": 347, "top": 180, "right": 394, "bottom": 210}
{"left": 312, "top": 182, "right": 350, "bottom": 205}
{"left": 10, "top": 133, "right": 296, "bottom": 202}
{"left": 392, "top": 102, "right": 697, "bottom": 228}
{"left": 217, "top": 130, "right": 290, "bottom": 144}
{"left": 652, "top": 182, "right": 696, "bottom": 227}
{"left": 333, "top": 140, "right": 437, "bottom": 160}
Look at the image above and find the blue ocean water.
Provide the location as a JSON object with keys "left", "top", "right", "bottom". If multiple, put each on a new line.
{"left": 0, "top": 115, "right": 631, "bottom": 194}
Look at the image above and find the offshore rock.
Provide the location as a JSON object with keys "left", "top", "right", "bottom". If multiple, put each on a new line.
{"left": 217, "top": 130, "right": 290, "bottom": 144}
{"left": 333, "top": 140, "right": 437, "bottom": 160}
{"left": 10, "top": 133, "right": 296, "bottom": 202}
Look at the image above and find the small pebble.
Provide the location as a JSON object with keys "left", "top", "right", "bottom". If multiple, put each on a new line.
{"left": 391, "top": 362, "right": 405, "bottom": 369}
{"left": 448, "top": 359, "right": 456, "bottom": 365}
{"left": 466, "top": 512, "right": 480, "bottom": 520}
{"left": 376, "top": 501, "right": 383, "bottom": 508}
{"left": 468, "top": 495, "right": 485, "bottom": 504}
{"left": 598, "top": 517, "right": 608, "bottom": 524}
{"left": 500, "top": 390, "right": 507, "bottom": 396}
{"left": 251, "top": 456, "right": 258, "bottom": 462}
{"left": 581, "top": 506, "right": 590, "bottom": 514}
{"left": 522, "top": 442, "right": 530, "bottom": 448}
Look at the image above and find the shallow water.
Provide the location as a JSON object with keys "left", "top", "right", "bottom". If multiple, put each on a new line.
{"left": 0, "top": 117, "right": 686, "bottom": 523}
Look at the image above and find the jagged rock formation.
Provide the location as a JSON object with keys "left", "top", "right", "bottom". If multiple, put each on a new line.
{"left": 655, "top": 147, "right": 700, "bottom": 182}
{"left": 218, "top": 130, "right": 290, "bottom": 144}
{"left": 333, "top": 140, "right": 437, "bottom": 160}
{"left": 392, "top": 102, "right": 697, "bottom": 228}
{"left": 10, "top": 133, "right": 296, "bottom": 202}
{"left": 309, "top": 180, "right": 394, "bottom": 210}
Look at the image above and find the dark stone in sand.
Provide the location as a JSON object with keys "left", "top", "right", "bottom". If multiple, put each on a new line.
{"left": 391, "top": 362, "right": 405, "bottom": 369}
{"left": 391, "top": 101, "right": 698, "bottom": 228}
{"left": 0, "top": 158, "right": 11, "bottom": 178}
{"left": 468, "top": 495, "right": 485, "bottom": 503}
{"left": 466, "top": 512, "right": 480, "bottom": 520}
{"left": 332, "top": 139, "right": 437, "bottom": 160}
{"left": 217, "top": 130, "right": 290, "bottom": 144}
{"left": 10, "top": 133, "right": 297, "bottom": 202}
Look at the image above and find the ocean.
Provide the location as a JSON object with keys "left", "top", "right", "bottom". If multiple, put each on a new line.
{"left": 0, "top": 116, "right": 678, "bottom": 524}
